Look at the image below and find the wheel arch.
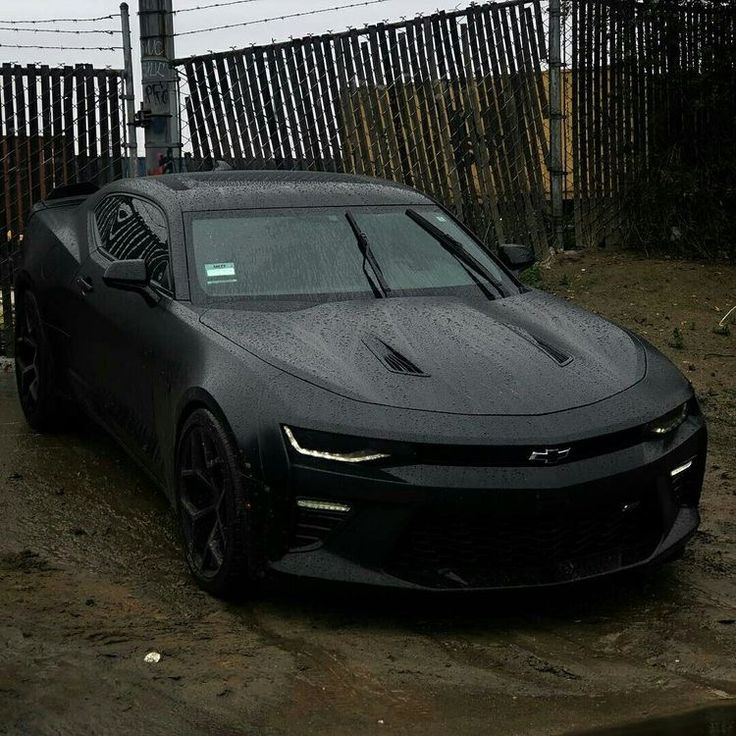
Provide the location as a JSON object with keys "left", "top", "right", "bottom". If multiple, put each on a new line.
{"left": 169, "top": 387, "right": 262, "bottom": 502}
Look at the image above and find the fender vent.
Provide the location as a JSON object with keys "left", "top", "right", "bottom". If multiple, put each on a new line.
{"left": 363, "top": 337, "right": 428, "bottom": 377}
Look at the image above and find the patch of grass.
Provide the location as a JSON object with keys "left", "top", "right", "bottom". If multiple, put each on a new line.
{"left": 520, "top": 264, "right": 542, "bottom": 289}
{"left": 560, "top": 273, "right": 571, "bottom": 288}
{"left": 669, "top": 327, "right": 685, "bottom": 350}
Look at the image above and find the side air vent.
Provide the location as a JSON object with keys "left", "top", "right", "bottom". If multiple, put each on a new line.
{"left": 363, "top": 337, "right": 428, "bottom": 377}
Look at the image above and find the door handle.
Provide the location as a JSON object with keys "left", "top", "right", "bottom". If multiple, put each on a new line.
{"left": 77, "top": 275, "right": 94, "bottom": 295}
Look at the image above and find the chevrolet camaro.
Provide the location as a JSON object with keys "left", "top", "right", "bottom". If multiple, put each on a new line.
{"left": 14, "top": 171, "right": 707, "bottom": 597}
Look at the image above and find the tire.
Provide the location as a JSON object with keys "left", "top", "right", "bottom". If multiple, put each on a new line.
{"left": 175, "top": 407, "right": 261, "bottom": 598}
{"left": 14, "top": 290, "right": 63, "bottom": 432}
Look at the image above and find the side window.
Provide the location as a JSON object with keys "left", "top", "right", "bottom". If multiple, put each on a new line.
{"left": 94, "top": 195, "right": 172, "bottom": 292}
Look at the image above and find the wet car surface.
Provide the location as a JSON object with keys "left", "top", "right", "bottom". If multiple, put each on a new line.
{"left": 1, "top": 251, "right": 733, "bottom": 735}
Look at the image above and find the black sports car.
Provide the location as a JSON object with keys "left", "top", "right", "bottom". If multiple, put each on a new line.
{"left": 15, "top": 171, "right": 707, "bottom": 596}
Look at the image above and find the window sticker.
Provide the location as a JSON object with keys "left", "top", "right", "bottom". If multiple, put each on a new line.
{"left": 205, "top": 262, "right": 237, "bottom": 284}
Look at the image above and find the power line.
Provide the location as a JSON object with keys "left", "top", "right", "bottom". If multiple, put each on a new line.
{"left": 1, "top": 14, "right": 119, "bottom": 26}
{"left": 174, "top": 0, "right": 391, "bottom": 37}
{"left": 176, "top": 0, "right": 266, "bottom": 14}
{"left": 0, "top": 43, "right": 123, "bottom": 51}
{"left": 0, "top": 27, "right": 120, "bottom": 35}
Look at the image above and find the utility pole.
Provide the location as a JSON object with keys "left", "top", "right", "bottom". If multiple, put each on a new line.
{"left": 120, "top": 3, "right": 138, "bottom": 177}
{"left": 138, "top": 0, "right": 181, "bottom": 175}
{"left": 549, "top": 0, "right": 565, "bottom": 251}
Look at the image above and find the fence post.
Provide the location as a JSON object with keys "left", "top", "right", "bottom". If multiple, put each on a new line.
{"left": 120, "top": 3, "right": 138, "bottom": 178}
{"left": 549, "top": 0, "right": 565, "bottom": 251}
{"left": 139, "top": 0, "right": 181, "bottom": 175}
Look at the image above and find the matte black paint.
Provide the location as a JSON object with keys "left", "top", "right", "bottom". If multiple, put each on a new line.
{"left": 17, "top": 171, "right": 707, "bottom": 591}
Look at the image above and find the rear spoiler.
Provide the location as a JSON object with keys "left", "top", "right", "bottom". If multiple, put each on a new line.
{"left": 46, "top": 182, "right": 99, "bottom": 201}
{"left": 30, "top": 182, "right": 100, "bottom": 215}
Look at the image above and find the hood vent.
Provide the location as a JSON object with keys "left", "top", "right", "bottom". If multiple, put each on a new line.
{"left": 363, "top": 337, "right": 428, "bottom": 377}
{"left": 505, "top": 325, "right": 573, "bottom": 367}
{"left": 532, "top": 336, "right": 573, "bottom": 366}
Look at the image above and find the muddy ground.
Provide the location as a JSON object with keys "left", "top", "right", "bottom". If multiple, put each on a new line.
{"left": 0, "top": 249, "right": 734, "bottom": 736}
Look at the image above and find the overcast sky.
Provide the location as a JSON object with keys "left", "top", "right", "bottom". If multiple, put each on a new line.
{"left": 2, "top": 1, "right": 467, "bottom": 72}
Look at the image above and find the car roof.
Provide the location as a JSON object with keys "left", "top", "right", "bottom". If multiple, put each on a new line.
{"left": 104, "top": 170, "right": 433, "bottom": 211}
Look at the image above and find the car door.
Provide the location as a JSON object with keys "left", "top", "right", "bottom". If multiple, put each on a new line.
{"left": 69, "top": 193, "right": 174, "bottom": 474}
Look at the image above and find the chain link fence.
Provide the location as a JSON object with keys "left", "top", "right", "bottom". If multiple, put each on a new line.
{"left": 0, "top": 62, "right": 128, "bottom": 352}
{"left": 571, "top": 0, "right": 736, "bottom": 259}
{"left": 174, "top": 0, "right": 555, "bottom": 259}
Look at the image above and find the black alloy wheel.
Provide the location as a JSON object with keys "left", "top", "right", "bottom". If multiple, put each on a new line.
{"left": 176, "top": 408, "right": 258, "bottom": 598}
{"left": 15, "top": 291, "right": 61, "bottom": 431}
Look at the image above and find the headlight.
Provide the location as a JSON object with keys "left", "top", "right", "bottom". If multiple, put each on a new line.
{"left": 646, "top": 403, "right": 689, "bottom": 436}
{"left": 283, "top": 426, "right": 391, "bottom": 463}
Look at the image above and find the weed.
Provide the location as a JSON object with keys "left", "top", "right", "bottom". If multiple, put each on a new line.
{"left": 713, "top": 323, "right": 731, "bottom": 337}
{"left": 669, "top": 327, "right": 685, "bottom": 349}
{"left": 520, "top": 264, "right": 542, "bottom": 289}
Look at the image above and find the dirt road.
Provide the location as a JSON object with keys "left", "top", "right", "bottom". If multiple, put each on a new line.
{"left": 1, "top": 250, "right": 734, "bottom": 735}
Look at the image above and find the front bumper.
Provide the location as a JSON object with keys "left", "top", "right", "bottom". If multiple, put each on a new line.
{"left": 266, "top": 417, "right": 707, "bottom": 591}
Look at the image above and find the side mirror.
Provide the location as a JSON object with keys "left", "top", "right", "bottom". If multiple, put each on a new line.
{"left": 499, "top": 243, "right": 536, "bottom": 274}
{"left": 103, "top": 259, "right": 149, "bottom": 288}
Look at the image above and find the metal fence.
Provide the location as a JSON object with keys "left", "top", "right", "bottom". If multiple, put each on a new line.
{"left": 2, "top": 0, "right": 735, "bottom": 356}
{"left": 0, "top": 62, "right": 127, "bottom": 351}
{"left": 571, "top": 0, "right": 736, "bottom": 258}
{"left": 174, "top": 0, "right": 554, "bottom": 258}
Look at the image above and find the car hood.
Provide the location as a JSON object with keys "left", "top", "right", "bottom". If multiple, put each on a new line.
{"left": 200, "top": 291, "right": 646, "bottom": 416}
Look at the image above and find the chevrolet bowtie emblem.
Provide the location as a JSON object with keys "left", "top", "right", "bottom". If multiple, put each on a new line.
{"left": 529, "top": 447, "right": 572, "bottom": 465}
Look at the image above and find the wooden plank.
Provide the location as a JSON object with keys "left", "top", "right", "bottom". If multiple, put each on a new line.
{"left": 204, "top": 57, "right": 232, "bottom": 159}
{"left": 1, "top": 64, "right": 18, "bottom": 286}
{"left": 13, "top": 67, "right": 30, "bottom": 225}
{"left": 75, "top": 64, "right": 89, "bottom": 182}
{"left": 26, "top": 65, "right": 43, "bottom": 208}
{"left": 281, "top": 41, "right": 312, "bottom": 166}
{"left": 184, "top": 96, "right": 200, "bottom": 161}
{"left": 108, "top": 72, "right": 123, "bottom": 180}
{"left": 183, "top": 61, "right": 211, "bottom": 159}
{"left": 291, "top": 39, "right": 322, "bottom": 165}
{"left": 97, "top": 72, "right": 111, "bottom": 183}
{"left": 50, "top": 68, "right": 64, "bottom": 186}
{"left": 271, "top": 45, "right": 303, "bottom": 164}
{"left": 215, "top": 56, "right": 243, "bottom": 160}
{"left": 334, "top": 32, "right": 365, "bottom": 174}
{"left": 192, "top": 58, "right": 223, "bottom": 160}
{"left": 39, "top": 66, "right": 54, "bottom": 196}
{"left": 84, "top": 65, "right": 98, "bottom": 182}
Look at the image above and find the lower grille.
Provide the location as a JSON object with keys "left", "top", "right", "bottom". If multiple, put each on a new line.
{"left": 387, "top": 490, "right": 662, "bottom": 588}
{"left": 289, "top": 506, "right": 349, "bottom": 551}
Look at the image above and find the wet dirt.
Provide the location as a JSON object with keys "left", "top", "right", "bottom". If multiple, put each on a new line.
{"left": 0, "top": 249, "right": 734, "bottom": 735}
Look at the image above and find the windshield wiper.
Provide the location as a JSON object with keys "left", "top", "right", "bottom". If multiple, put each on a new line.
{"left": 406, "top": 209, "right": 504, "bottom": 300}
{"left": 345, "top": 211, "right": 389, "bottom": 298}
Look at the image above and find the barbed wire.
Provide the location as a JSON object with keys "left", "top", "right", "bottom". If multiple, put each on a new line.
{"left": 0, "top": 27, "right": 120, "bottom": 35}
{"left": 0, "top": 44, "right": 122, "bottom": 51}
{"left": 174, "top": 0, "right": 391, "bottom": 37}
{"left": 175, "top": 0, "right": 267, "bottom": 14}
{"left": 1, "top": 14, "right": 119, "bottom": 26}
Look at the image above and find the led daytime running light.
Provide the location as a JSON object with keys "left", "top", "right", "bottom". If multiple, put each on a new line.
{"left": 283, "top": 426, "right": 390, "bottom": 463}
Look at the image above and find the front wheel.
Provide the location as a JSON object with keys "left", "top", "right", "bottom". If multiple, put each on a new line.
{"left": 15, "top": 290, "right": 63, "bottom": 432}
{"left": 175, "top": 408, "right": 260, "bottom": 598}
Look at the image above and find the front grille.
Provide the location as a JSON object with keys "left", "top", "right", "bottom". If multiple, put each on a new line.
{"left": 387, "top": 490, "right": 662, "bottom": 588}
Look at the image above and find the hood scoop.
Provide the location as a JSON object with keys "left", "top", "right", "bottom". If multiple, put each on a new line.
{"left": 363, "top": 336, "right": 428, "bottom": 377}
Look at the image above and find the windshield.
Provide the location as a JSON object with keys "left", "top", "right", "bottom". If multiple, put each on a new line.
{"left": 188, "top": 206, "right": 517, "bottom": 301}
